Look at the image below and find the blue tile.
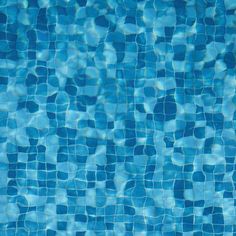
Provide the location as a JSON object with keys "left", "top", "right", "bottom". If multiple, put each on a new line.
{"left": 0, "top": 0, "right": 236, "bottom": 235}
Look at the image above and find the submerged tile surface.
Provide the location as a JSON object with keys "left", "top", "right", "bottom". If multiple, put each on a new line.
{"left": 0, "top": 0, "right": 236, "bottom": 235}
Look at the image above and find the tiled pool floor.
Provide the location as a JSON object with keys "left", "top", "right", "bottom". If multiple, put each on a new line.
{"left": 0, "top": 0, "right": 236, "bottom": 235}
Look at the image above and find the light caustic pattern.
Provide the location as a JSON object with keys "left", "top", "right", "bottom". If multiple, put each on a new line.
{"left": 0, "top": 0, "right": 236, "bottom": 235}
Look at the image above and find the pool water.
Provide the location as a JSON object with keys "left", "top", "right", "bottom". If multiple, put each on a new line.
{"left": 0, "top": 0, "right": 236, "bottom": 235}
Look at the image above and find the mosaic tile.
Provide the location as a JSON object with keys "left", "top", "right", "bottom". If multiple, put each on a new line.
{"left": 0, "top": 0, "right": 236, "bottom": 235}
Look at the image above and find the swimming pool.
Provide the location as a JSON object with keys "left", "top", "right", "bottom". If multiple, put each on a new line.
{"left": 0, "top": 0, "right": 236, "bottom": 235}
